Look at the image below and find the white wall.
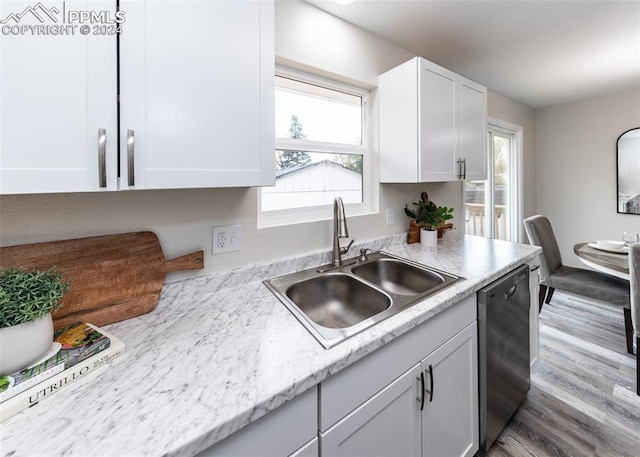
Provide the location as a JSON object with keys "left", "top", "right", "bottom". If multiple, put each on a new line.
{"left": 536, "top": 88, "right": 640, "bottom": 268}
{"left": 0, "top": 0, "right": 536, "bottom": 282}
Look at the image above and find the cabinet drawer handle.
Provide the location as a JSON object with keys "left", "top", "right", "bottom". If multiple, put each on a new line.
{"left": 425, "top": 364, "right": 434, "bottom": 402}
{"left": 98, "top": 128, "right": 107, "bottom": 188}
{"left": 127, "top": 129, "right": 135, "bottom": 186}
{"left": 416, "top": 372, "right": 425, "bottom": 411}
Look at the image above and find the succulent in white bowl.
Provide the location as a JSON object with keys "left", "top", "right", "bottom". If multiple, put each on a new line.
{"left": 0, "top": 267, "right": 70, "bottom": 375}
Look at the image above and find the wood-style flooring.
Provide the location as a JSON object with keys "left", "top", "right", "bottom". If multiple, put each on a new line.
{"left": 479, "top": 290, "right": 640, "bottom": 457}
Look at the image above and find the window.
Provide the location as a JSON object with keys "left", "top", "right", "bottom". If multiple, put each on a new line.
{"left": 259, "top": 68, "right": 374, "bottom": 227}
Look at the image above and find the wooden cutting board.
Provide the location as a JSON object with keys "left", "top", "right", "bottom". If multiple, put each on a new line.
{"left": 0, "top": 232, "right": 204, "bottom": 329}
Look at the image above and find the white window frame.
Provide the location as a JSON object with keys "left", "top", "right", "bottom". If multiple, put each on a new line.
{"left": 258, "top": 66, "right": 376, "bottom": 228}
{"left": 485, "top": 118, "right": 524, "bottom": 242}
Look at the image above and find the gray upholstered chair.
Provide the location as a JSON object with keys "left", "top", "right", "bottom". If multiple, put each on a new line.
{"left": 523, "top": 215, "right": 632, "bottom": 353}
{"left": 629, "top": 243, "right": 639, "bottom": 395}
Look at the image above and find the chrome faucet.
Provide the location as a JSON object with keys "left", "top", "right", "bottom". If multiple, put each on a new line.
{"left": 332, "top": 197, "right": 356, "bottom": 266}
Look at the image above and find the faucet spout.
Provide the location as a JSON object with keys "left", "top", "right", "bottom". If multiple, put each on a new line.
{"left": 335, "top": 197, "right": 349, "bottom": 238}
{"left": 332, "top": 197, "right": 355, "bottom": 266}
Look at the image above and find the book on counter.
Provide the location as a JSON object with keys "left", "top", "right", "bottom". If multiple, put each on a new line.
{"left": 0, "top": 322, "right": 125, "bottom": 422}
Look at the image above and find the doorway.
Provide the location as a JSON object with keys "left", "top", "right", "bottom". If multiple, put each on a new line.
{"left": 464, "top": 120, "right": 523, "bottom": 242}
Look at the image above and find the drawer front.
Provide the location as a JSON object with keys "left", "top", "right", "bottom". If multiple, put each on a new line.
{"left": 199, "top": 386, "right": 317, "bottom": 457}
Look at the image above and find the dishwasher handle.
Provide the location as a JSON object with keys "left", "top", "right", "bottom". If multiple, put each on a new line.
{"left": 504, "top": 285, "right": 518, "bottom": 299}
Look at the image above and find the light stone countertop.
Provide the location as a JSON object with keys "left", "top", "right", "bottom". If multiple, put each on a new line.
{"left": 0, "top": 233, "right": 541, "bottom": 457}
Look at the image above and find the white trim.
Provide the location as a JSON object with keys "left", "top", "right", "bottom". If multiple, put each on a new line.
{"left": 488, "top": 117, "right": 524, "bottom": 243}
{"left": 275, "top": 139, "right": 367, "bottom": 155}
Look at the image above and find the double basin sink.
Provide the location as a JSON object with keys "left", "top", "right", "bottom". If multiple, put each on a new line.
{"left": 264, "top": 251, "right": 462, "bottom": 348}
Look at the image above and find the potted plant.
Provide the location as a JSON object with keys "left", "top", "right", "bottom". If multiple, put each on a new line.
{"left": 404, "top": 192, "right": 454, "bottom": 246}
{"left": 0, "top": 267, "right": 70, "bottom": 375}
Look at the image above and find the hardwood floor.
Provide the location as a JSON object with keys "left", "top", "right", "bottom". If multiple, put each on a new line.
{"left": 480, "top": 291, "right": 640, "bottom": 457}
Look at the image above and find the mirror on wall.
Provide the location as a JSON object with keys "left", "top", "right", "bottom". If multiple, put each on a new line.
{"left": 617, "top": 127, "right": 640, "bottom": 215}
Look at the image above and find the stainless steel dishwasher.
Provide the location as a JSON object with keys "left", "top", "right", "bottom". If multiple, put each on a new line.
{"left": 478, "top": 264, "right": 530, "bottom": 451}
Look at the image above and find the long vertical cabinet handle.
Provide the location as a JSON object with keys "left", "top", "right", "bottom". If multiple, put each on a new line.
{"left": 416, "top": 371, "right": 426, "bottom": 411}
{"left": 424, "top": 364, "right": 434, "bottom": 402}
{"left": 462, "top": 158, "right": 467, "bottom": 180}
{"left": 456, "top": 158, "right": 462, "bottom": 180}
{"left": 127, "top": 129, "right": 135, "bottom": 187}
{"left": 98, "top": 128, "right": 107, "bottom": 188}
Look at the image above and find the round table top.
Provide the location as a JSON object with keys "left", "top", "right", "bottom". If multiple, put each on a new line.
{"left": 573, "top": 242, "right": 629, "bottom": 275}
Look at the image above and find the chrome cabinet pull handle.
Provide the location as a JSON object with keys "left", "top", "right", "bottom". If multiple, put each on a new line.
{"left": 456, "top": 158, "right": 462, "bottom": 179}
{"left": 127, "top": 129, "right": 135, "bottom": 186}
{"left": 462, "top": 158, "right": 467, "bottom": 180}
{"left": 425, "top": 364, "right": 434, "bottom": 402}
{"left": 416, "top": 372, "right": 426, "bottom": 411}
{"left": 98, "top": 128, "right": 107, "bottom": 188}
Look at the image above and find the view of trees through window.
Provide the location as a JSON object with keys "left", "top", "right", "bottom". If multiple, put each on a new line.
{"left": 276, "top": 115, "right": 363, "bottom": 174}
{"left": 276, "top": 115, "right": 311, "bottom": 170}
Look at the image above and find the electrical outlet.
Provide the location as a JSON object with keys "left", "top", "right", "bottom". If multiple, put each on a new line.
{"left": 212, "top": 225, "right": 241, "bottom": 254}
{"left": 386, "top": 208, "right": 395, "bottom": 226}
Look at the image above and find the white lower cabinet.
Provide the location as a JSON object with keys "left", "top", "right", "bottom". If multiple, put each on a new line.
{"left": 421, "top": 323, "right": 478, "bottom": 457}
{"left": 321, "top": 364, "right": 422, "bottom": 457}
{"left": 197, "top": 387, "right": 317, "bottom": 457}
{"left": 319, "top": 295, "right": 479, "bottom": 457}
{"left": 291, "top": 437, "right": 319, "bottom": 457}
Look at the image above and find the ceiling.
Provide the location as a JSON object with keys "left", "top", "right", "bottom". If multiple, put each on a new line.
{"left": 304, "top": 0, "right": 640, "bottom": 109}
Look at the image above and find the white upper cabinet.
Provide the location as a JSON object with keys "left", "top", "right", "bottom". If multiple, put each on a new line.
{"left": 119, "top": 0, "right": 274, "bottom": 190}
{"left": 379, "top": 57, "right": 487, "bottom": 183}
{"left": 0, "top": 1, "right": 118, "bottom": 194}
{"left": 457, "top": 77, "right": 487, "bottom": 181}
{"left": 0, "top": 0, "right": 274, "bottom": 195}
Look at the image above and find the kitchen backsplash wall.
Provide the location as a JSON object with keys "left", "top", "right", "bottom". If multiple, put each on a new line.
{"left": 0, "top": 0, "right": 535, "bottom": 282}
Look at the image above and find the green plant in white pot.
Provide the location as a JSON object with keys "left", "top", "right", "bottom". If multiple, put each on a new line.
{"left": 404, "top": 192, "right": 454, "bottom": 247}
{"left": 0, "top": 267, "right": 70, "bottom": 376}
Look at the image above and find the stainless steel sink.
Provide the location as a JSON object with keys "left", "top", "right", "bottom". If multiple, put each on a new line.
{"left": 264, "top": 252, "right": 462, "bottom": 348}
{"left": 352, "top": 258, "right": 445, "bottom": 296}
{"left": 287, "top": 274, "right": 391, "bottom": 329}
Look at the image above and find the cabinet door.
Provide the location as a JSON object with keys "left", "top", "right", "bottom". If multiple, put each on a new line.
{"left": 421, "top": 323, "right": 478, "bottom": 457}
{"left": 291, "top": 437, "right": 318, "bottom": 457}
{"left": 0, "top": 0, "right": 117, "bottom": 194}
{"left": 120, "top": 0, "right": 274, "bottom": 190}
{"left": 418, "top": 59, "right": 458, "bottom": 182}
{"left": 457, "top": 78, "right": 487, "bottom": 181}
{"left": 321, "top": 364, "right": 422, "bottom": 457}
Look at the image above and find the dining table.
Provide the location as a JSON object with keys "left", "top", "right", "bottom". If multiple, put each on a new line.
{"left": 574, "top": 242, "right": 630, "bottom": 281}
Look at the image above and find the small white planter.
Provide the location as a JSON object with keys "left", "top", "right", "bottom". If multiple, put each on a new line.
{"left": 0, "top": 313, "right": 54, "bottom": 376}
{"left": 420, "top": 228, "right": 438, "bottom": 247}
